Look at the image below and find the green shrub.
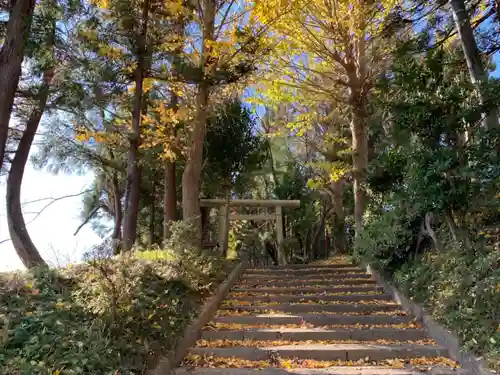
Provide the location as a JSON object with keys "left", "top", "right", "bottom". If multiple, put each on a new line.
{"left": 356, "top": 213, "right": 500, "bottom": 371}
{"left": 393, "top": 245, "right": 500, "bottom": 371}
{"left": 353, "top": 204, "right": 421, "bottom": 272}
{"left": 0, "top": 225, "right": 233, "bottom": 375}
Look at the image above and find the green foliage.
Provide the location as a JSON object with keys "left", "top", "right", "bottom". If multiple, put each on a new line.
{"left": 373, "top": 46, "right": 500, "bottom": 216}
{"left": 393, "top": 244, "right": 500, "bottom": 371}
{"left": 203, "top": 100, "right": 268, "bottom": 196}
{"left": 355, "top": 205, "right": 500, "bottom": 370}
{"left": 0, "top": 242, "right": 232, "bottom": 375}
{"left": 162, "top": 219, "right": 232, "bottom": 291}
{"left": 356, "top": 43, "right": 500, "bottom": 371}
{"left": 353, "top": 201, "right": 422, "bottom": 272}
{"left": 274, "top": 161, "right": 319, "bottom": 262}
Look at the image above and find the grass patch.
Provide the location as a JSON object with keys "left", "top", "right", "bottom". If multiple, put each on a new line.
{"left": 0, "top": 248, "right": 235, "bottom": 375}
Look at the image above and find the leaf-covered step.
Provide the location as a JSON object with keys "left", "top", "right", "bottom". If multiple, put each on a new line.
{"left": 221, "top": 299, "right": 397, "bottom": 307}
{"left": 213, "top": 313, "right": 414, "bottom": 326}
{"left": 195, "top": 338, "right": 437, "bottom": 348}
{"left": 247, "top": 264, "right": 359, "bottom": 270}
{"left": 188, "top": 343, "right": 448, "bottom": 361}
{"left": 219, "top": 303, "right": 401, "bottom": 314}
{"left": 237, "top": 279, "right": 377, "bottom": 287}
{"left": 180, "top": 355, "right": 462, "bottom": 371}
{"left": 241, "top": 273, "right": 371, "bottom": 280}
{"left": 201, "top": 327, "right": 428, "bottom": 341}
{"left": 227, "top": 293, "right": 392, "bottom": 303}
{"left": 176, "top": 366, "right": 469, "bottom": 375}
{"left": 231, "top": 286, "right": 384, "bottom": 294}
{"left": 245, "top": 267, "right": 363, "bottom": 276}
{"left": 204, "top": 321, "right": 423, "bottom": 331}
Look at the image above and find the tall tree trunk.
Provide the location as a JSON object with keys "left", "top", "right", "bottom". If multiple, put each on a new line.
{"left": 424, "top": 212, "right": 441, "bottom": 252}
{"left": 181, "top": 0, "right": 216, "bottom": 235}
{"left": 122, "top": 0, "right": 149, "bottom": 251}
{"left": 163, "top": 19, "right": 183, "bottom": 240}
{"left": 449, "top": 0, "right": 498, "bottom": 130}
{"left": 110, "top": 171, "right": 122, "bottom": 253}
{"left": 182, "top": 84, "right": 209, "bottom": 233}
{"left": 0, "top": 0, "right": 36, "bottom": 171}
{"left": 348, "top": 22, "right": 369, "bottom": 238}
{"left": 163, "top": 160, "right": 177, "bottom": 239}
{"left": 7, "top": 55, "right": 54, "bottom": 269}
{"left": 350, "top": 105, "right": 368, "bottom": 237}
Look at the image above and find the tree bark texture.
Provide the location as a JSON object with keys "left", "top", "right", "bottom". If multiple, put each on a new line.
{"left": 350, "top": 105, "right": 369, "bottom": 237}
{"left": 0, "top": 0, "right": 36, "bottom": 171}
{"left": 182, "top": 83, "right": 210, "bottom": 232}
{"left": 111, "top": 172, "right": 122, "bottom": 242}
{"left": 7, "top": 57, "right": 53, "bottom": 269}
{"left": 346, "top": 21, "right": 370, "bottom": 238}
{"left": 181, "top": 0, "right": 216, "bottom": 236}
{"left": 424, "top": 212, "right": 441, "bottom": 252}
{"left": 449, "top": 0, "right": 498, "bottom": 130}
{"left": 122, "top": 0, "right": 149, "bottom": 251}
{"left": 163, "top": 19, "right": 184, "bottom": 241}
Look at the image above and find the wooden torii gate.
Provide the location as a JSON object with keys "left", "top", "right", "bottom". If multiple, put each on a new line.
{"left": 200, "top": 199, "right": 300, "bottom": 265}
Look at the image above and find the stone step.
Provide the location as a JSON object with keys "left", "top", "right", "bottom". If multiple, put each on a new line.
{"left": 188, "top": 344, "right": 447, "bottom": 361}
{"left": 228, "top": 293, "right": 392, "bottom": 303}
{"left": 231, "top": 286, "right": 384, "bottom": 294}
{"left": 239, "top": 279, "right": 376, "bottom": 287}
{"left": 176, "top": 367, "right": 470, "bottom": 375}
{"left": 201, "top": 327, "right": 428, "bottom": 341}
{"left": 241, "top": 273, "right": 371, "bottom": 280}
{"left": 247, "top": 264, "right": 358, "bottom": 270}
{"left": 220, "top": 303, "right": 401, "bottom": 314}
{"left": 213, "top": 314, "right": 413, "bottom": 326}
{"left": 245, "top": 268, "right": 363, "bottom": 276}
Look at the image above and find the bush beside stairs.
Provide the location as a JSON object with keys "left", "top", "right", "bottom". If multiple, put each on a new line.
{"left": 175, "top": 261, "right": 469, "bottom": 375}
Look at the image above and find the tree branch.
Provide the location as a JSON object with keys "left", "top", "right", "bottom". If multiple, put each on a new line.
{"left": 24, "top": 189, "right": 93, "bottom": 225}
{"left": 74, "top": 204, "right": 106, "bottom": 235}
{"left": 0, "top": 189, "right": 95, "bottom": 245}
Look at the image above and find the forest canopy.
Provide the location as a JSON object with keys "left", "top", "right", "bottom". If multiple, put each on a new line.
{"left": 0, "top": 0, "right": 499, "bottom": 372}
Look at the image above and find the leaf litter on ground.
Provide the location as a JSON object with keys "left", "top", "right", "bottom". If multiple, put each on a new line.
{"left": 182, "top": 354, "right": 461, "bottom": 369}
{"left": 195, "top": 338, "right": 439, "bottom": 348}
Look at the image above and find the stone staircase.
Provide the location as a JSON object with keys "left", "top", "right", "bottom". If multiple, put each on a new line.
{"left": 176, "top": 262, "right": 469, "bottom": 375}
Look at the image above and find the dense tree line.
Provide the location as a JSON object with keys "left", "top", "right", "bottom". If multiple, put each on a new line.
{"left": 0, "top": 0, "right": 498, "bottom": 271}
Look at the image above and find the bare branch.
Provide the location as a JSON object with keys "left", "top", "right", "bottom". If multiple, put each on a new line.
{"left": 23, "top": 189, "right": 93, "bottom": 226}
{"left": 0, "top": 238, "right": 12, "bottom": 246}
{"left": 73, "top": 204, "right": 107, "bottom": 235}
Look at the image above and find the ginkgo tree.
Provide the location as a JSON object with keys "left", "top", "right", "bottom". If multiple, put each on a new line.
{"left": 253, "top": 0, "right": 403, "bottom": 235}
